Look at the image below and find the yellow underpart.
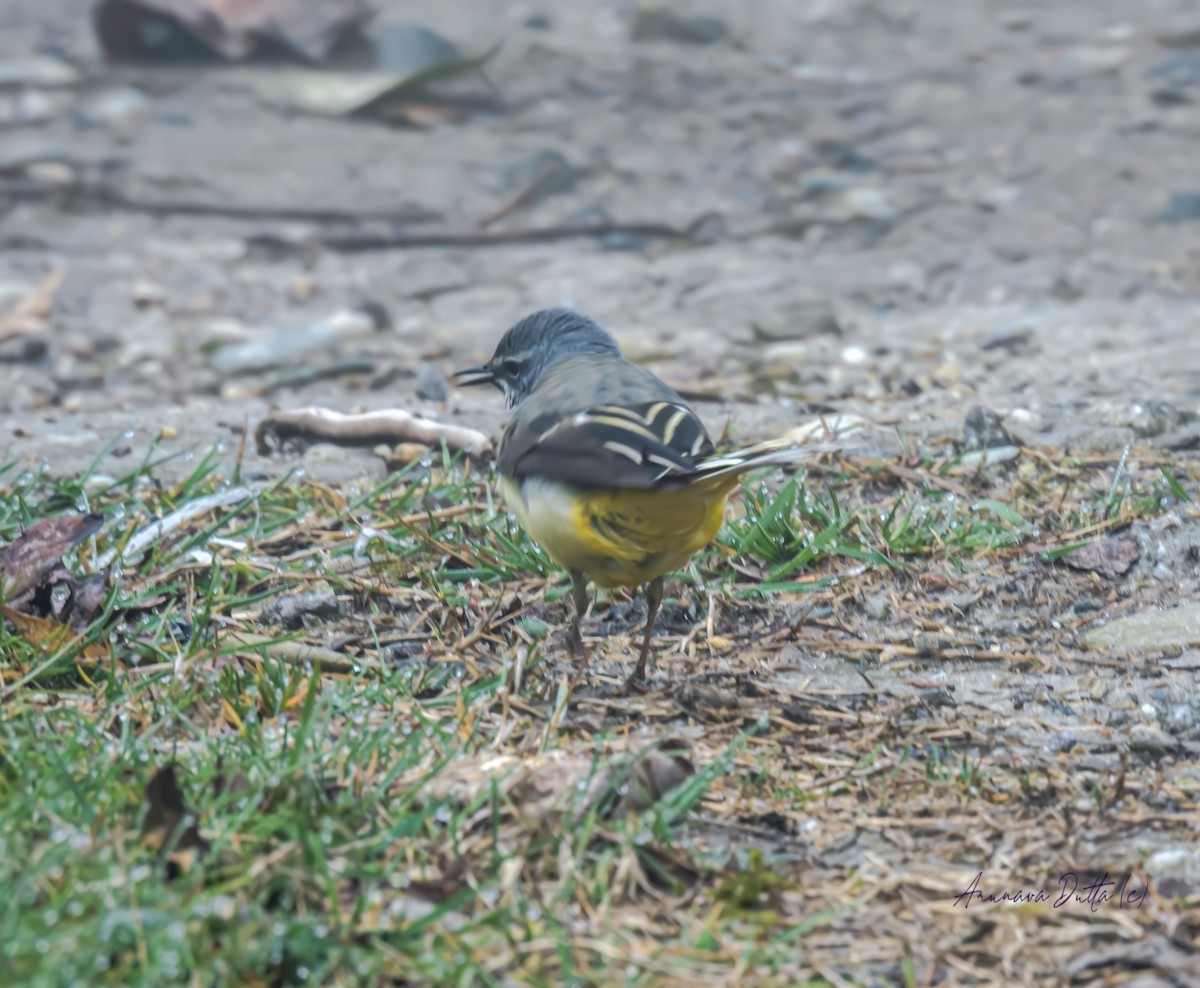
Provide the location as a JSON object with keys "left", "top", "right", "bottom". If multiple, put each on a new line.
{"left": 499, "top": 473, "right": 739, "bottom": 589}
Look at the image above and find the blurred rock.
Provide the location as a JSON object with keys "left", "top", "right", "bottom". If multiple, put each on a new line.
{"left": 415, "top": 363, "right": 448, "bottom": 402}
{"left": 751, "top": 300, "right": 841, "bottom": 341}
{"left": 210, "top": 305, "right": 388, "bottom": 376}
{"left": 0, "top": 57, "right": 79, "bottom": 87}
{"left": 963, "top": 406, "right": 1016, "bottom": 450}
{"left": 630, "top": 7, "right": 729, "bottom": 45}
{"left": 370, "top": 23, "right": 461, "bottom": 73}
{"left": 1161, "top": 191, "right": 1200, "bottom": 223}
{"left": 76, "top": 87, "right": 150, "bottom": 136}
{"left": 302, "top": 444, "right": 387, "bottom": 486}
{"left": 260, "top": 590, "right": 343, "bottom": 630}
{"left": 1083, "top": 603, "right": 1200, "bottom": 656}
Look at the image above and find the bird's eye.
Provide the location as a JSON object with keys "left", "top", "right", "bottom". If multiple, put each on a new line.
{"left": 499, "top": 357, "right": 522, "bottom": 376}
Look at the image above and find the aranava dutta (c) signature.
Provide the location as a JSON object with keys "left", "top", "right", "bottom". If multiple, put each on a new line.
{"left": 952, "top": 871, "right": 1148, "bottom": 911}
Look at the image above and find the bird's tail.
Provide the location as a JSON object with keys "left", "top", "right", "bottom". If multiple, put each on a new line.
{"left": 692, "top": 439, "right": 838, "bottom": 484}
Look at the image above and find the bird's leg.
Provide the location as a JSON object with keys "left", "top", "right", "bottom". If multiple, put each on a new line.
{"left": 568, "top": 568, "right": 590, "bottom": 659}
{"left": 628, "top": 575, "right": 664, "bottom": 686}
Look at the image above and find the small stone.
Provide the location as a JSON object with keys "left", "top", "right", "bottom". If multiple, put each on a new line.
{"left": 24, "top": 161, "right": 75, "bottom": 185}
{"left": 260, "top": 591, "right": 342, "bottom": 630}
{"left": 1165, "top": 703, "right": 1197, "bottom": 737}
{"left": 1161, "top": 191, "right": 1200, "bottom": 224}
{"left": 1128, "top": 723, "right": 1179, "bottom": 756}
{"left": 864, "top": 594, "right": 890, "bottom": 621}
{"left": 955, "top": 446, "right": 1021, "bottom": 469}
{"left": 0, "top": 57, "right": 79, "bottom": 87}
{"left": 159, "top": 426, "right": 177, "bottom": 439}
{"left": 980, "top": 326, "right": 1034, "bottom": 353}
{"left": 630, "top": 7, "right": 729, "bottom": 45}
{"left": 415, "top": 363, "right": 448, "bottom": 402}
{"left": 0, "top": 138, "right": 68, "bottom": 174}
{"left": 831, "top": 185, "right": 896, "bottom": 222}
{"left": 1083, "top": 603, "right": 1200, "bottom": 655}
{"left": 963, "top": 406, "right": 1016, "bottom": 451}
{"left": 131, "top": 281, "right": 166, "bottom": 308}
{"left": 930, "top": 360, "right": 962, "bottom": 388}
{"left": 1155, "top": 422, "right": 1200, "bottom": 450}
{"left": 1006, "top": 407, "right": 1049, "bottom": 434}
{"left": 1074, "top": 598, "right": 1103, "bottom": 614}
{"left": 76, "top": 88, "right": 150, "bottom": 136}
{"left": 387, "top": 442, "right": 431, "bottom": 468}
{"left": 751, "top": 300, "right": 841, "bottom": 341}
{"left": 1123, "top": 400, "right": 1191, "bottom": 438}
{"left": 302, "top": 444, "right": 388, "bottom": 486}
{"left": 1153, "top": 562, "right": 1175, "bottom": 581}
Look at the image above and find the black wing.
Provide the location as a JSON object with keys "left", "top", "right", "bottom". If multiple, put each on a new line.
{"left": 498, "top": 400, "right": 716, "bottom": 490}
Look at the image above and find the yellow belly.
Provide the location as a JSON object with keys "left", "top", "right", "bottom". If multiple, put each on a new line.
{"left": 499, "top": 475, "right": 735, "bottom": 588}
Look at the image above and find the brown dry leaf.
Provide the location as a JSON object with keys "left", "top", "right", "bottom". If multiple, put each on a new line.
{"left": 94, "top": 0, "right": 371, "bottom": 63}
{"left": 0, "top": 268, "right": 64, "bottom": 341}
{"left": 0, "top": 604, "right": 108, "bottom": 660}
{"left": 141, "top": 765, "right": 211, "bottom": 877}
{"left": 1060, "top": 535, "right": 1140, "bottom": 579}
{"left": 1, "top": 512, "right": 103, "bottom": 602}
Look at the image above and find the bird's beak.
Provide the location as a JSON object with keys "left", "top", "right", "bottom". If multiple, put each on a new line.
{"left": 452, "top": 363, "right": 496, "bottom": 388}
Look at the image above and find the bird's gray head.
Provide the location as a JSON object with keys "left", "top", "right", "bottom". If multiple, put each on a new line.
{"left": 453, "top": 308, "right": 622, "bottom": 407}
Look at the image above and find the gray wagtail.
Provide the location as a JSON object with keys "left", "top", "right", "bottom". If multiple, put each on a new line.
{"left": 454, "top": 308, "right": 819, "bottom": 684}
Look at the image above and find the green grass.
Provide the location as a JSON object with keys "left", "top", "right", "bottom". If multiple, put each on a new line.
{"left": 1, "top": 441, "right": 1194, "bottom": 985}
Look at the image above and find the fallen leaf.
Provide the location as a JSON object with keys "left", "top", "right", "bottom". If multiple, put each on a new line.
{"left": 0, "top": 604, "right": 109, "bottom": 661}
{"left": 141, "top": 765, "right": 210, "bottom": 877}
{"left": 1061, "top": 536, "right": 1140, "bottom": 579}
{"left": 1, "top": 512, "right": 103, "bottom": 602}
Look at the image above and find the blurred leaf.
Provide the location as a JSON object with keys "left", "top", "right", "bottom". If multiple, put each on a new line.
{"left": 1, "top": 512, "right": 102, "bottom": 602}
{"left": 0, "top": 604, "right": 108, "bottom": 661}
{"left": 141, "top": 765, "right": 210, "bottom": 878}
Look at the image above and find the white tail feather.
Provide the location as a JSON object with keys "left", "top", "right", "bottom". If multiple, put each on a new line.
{"left": 694, "top": 440, "right": 839, "bottom": 480}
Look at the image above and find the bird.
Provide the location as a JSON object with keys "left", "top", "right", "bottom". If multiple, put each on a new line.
{"left": 454, "top": 308, "right": 821, "bottom": 685}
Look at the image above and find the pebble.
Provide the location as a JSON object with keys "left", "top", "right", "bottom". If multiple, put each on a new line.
{"left": 751, "top": 300, "right": 841, "bottom": 341}
{"left": 1128, "top": 723, "right": 1179, "bottom": 756}
{"left": 955, "top": 445, "right": 1021, "bottom": 469}
{"left": 1073, "top": 597, "right": 1103, "bottom": 614}
{"left": 1123, "top": 400, "right": 1191, "bottom": 438}
{"left": 831, "top": 185, "right": 896, "bottom": 222}
{"left": 0, "top": 57, "right": 79, "bottom": 87}
{"left": 76, "top": 88, "right": 150, "bottom": 136}
{"left": 864, "top": 593, "right": 890, "bottom": 621}
{"left": 260, "top": 591, "right": 343, "bottom": 630}
{"left": 1165, "top": 703, "right": 1197, "bottom": 737}
{"left": 1083, "top": 603, "right": 1200, "bottom": 655}
{"left": 630, "top": 7, "right": 729, "bottom": 45}
{"left": 415, "top": 363, "right": 449, "bottom": 402}
{"left": 302, "top": 444, "right": 388, "bottom": 486}
{"left": 1006, "top": 407, "right": 1048, "bottom": 434}
{"left": 1153, "top": 562, "right": 1175, "bottom": 581}
{"left": 1161, "top": 191, "right": 1200, "bottom": 224}
{"left": 962, "top": 405, "right": 1017, "bottom": 451}
{"left": 979, "top": 326, "right": 1034, "bottom": 353}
